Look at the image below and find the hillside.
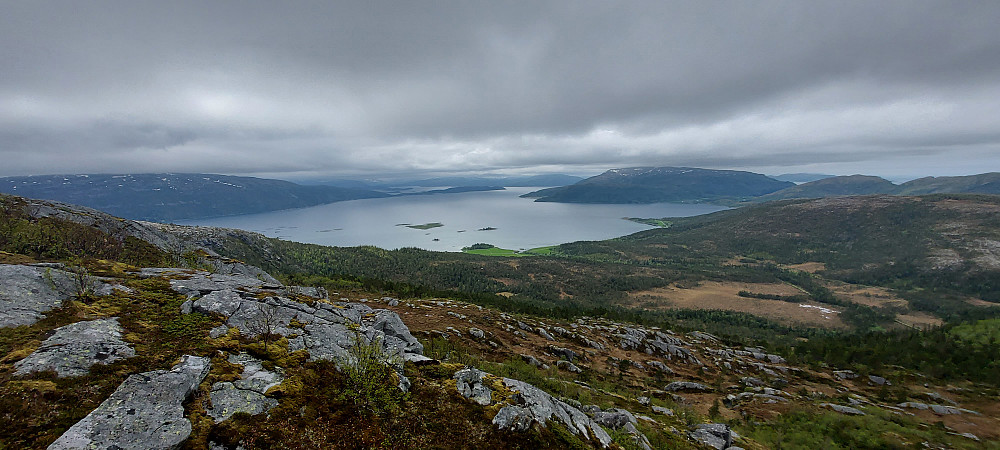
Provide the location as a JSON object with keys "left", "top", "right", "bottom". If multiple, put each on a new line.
{"left": 0, "top": 173, "right": 388, "bottom": 221}
{"left": 753, "top": 175, "right": 898, "bottom": 202}
{"left": 755, "top": 173, "right": 1000, "bottom": 202}
{"left": 522, "top": 167, "right": 794, "bottom": 204}
{"left": 1, "top": 193, "right": 998, "bottom": 448}
{"left": 898, "top": 173, "right": 1000, "bottom": 195}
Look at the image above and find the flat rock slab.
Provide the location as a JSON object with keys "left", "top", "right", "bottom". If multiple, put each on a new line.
{"left": 208, "top": 353, "right": 284, "bottom": 422}
{"left": 821, "top": 403, "right": 866, "bottom": 415}
{"left": 49, "top": 355, "right": 211, "bottom": 450}
{"left": 140, "top": 268, "right": 276, "bottom": 298}
{"left": 0, "top": 264, "right": 75, "bottom": 328}
{"left": 14, "top": 317, "right": 135, "bottom": 377}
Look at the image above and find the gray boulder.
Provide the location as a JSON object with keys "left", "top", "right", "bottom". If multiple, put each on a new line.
{"left": 622, "top": 422, "right": 653, "bottom": 450}
{"left": 49, "top": 355, "right": 211, "bottom": 450}
{"left": 454, "top": 368, "right": 611, "bottom": 447}
{"left": 14, "top": 318, "right": 134, "bottom": 377}
{"left": 547, "top": 345, "right": 578, "bottom": 362}
{"left": 556, "top": 360, "right": 583, "bottom": 373}
{"left": 868, "top": 375, "right": 891, "bottom": 386}
{"left": 520, "top": 353, "right": 549, "bottom": 369}
{"left": 537, "top": 327, "right": 556, "bottom": 341}
{"left": 833, "top": 369, "right": 858, "bottom": 380}
{"left": 652, "top": 405, "right": 674, "bottom": 416}
{"left": 207, "top": 353, "right": 283, "bottom": 423}
{"left": 646, "top": 360, "right": 674, "bottom": 374}
{"left": 688, "top": 423, "right": 733, "bottom": 450}
{"left": 591, "top": 408, "right": 637, "bottom": 429}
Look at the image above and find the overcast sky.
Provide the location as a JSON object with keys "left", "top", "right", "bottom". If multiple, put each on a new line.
{"left": 3, "top": 1, "right": 1000, "bottom": 181}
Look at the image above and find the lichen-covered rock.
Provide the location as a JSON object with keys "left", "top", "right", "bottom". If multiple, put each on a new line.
{"left": 142, "top": 268, "right": 275, "bottom": 298}
{"left": 455, "top": 368, "right": 494, "bottom": 405}
{"left": 207, "top": 353, "right": 283, "bottom": 422}
{"left": 171, "top": 269, "right": 423, "bottom": 389}
{"left": 14, "top": 318, "right": 134, "bottom": 377}
{"left": 48, "top": 355, "right": 211, "bottom": 450}
{"left": 454, "top": 368, "right": 612, "bottom": 447}
{"left": 1, "top": 264, "right": 80, "bottom": 327}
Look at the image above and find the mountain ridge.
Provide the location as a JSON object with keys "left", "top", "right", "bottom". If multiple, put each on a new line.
{"left": 523, "top": 167, "right": 794, "bottom": 204}
{"left": 0, "top": 173, "right": 389, "bottom": 222}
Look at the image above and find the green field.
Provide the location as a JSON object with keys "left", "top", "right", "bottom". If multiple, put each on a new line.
{"left": 462, "top": 247, "right": 525, "bottom": 257}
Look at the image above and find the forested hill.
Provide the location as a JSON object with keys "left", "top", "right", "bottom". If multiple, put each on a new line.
{"left": 754, "top": 172, "right": 1000, "bottom": 202}
{"left": 522, "top": 167, "right": 794, "bottom": 203}
{"left": 752, "top": 175, "right": 898, "bottom": 202}
{"left": 0, "top": 173, "right": 388, "bottom": 221}
{"left": 616, "top": 194, "right": 1000, "bottom": 294}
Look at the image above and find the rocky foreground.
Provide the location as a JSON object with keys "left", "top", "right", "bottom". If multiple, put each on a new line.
{"left": 3, "top": 259, "right": 997, "bottom": 449}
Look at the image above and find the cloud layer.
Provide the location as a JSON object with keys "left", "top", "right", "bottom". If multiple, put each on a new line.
{"left": 3, "top": 1, "right": 1000, "bottom": 179}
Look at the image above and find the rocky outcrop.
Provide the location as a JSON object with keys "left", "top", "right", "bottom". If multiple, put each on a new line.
{"left": 17, "top": 196, "right": 189, "bottom": 254}
{"left": 207, "top": 353, "right": 283, "bottom": 422}
{"left": 897, "top": 402, "right": 980, "bottom": 415}
{"left": 166, "top": 269, "right": 423, "bottom": 367}
{"left": 453, "top": 368, "right": 612, "bottom": 447}
{"left": 688, "top": 423, "right": 735, "bottom": 450}
{"left": 48, "top": 355, "right": 211, "bottom": 450}
{"left": 14, "top": 317, "right": 134, "bottom": 377}
{"left": 556, "top": 360, "right": 582, "bottom": 373}
{"left": 142, "top": 268, "right": 276, "bottom": 298}
{"left": 1, "top": 264, "right": 91, "bottom": 327}
{"left": 665, "top": 381, "right": 712, "bottom": 393}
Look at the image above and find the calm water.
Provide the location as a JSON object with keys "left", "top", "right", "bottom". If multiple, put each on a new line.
{"left": 180, "top": 187, "right": 727, "bottom": 252}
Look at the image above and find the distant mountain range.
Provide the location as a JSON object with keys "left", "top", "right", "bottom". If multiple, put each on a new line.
{"left": 0, "top": 173, "right": 388, "bottom": 222}
{"left": 754, "top": 173, "right": 1000, "bottom": 202}
{"left": 770, "top": 173, "right": 836, "bottom": 183}
{"left": 522, "top": 167, "right": 794, "bottom": 203}
{"left": 521, "top": 167, "right": 1000, "bottom": 205}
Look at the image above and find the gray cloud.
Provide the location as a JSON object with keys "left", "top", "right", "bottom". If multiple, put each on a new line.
{"left": 2, "top": 1, "right": 999, "bottom": 179}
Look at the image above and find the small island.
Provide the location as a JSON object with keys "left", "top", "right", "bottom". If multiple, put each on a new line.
{"left": 625, "top": 217, "right": 673, "bottom": 228}
{"left": 402, "top": 222, "right": 444, "bottom": 230}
